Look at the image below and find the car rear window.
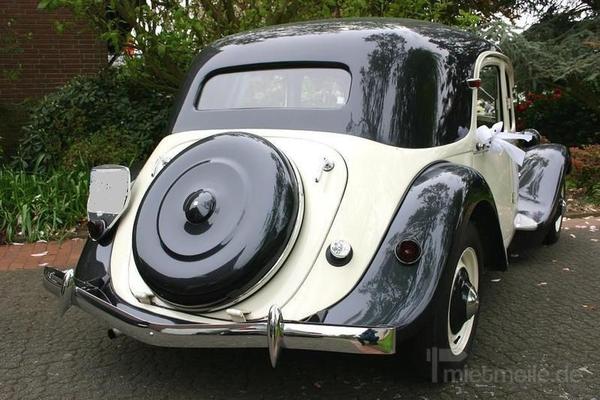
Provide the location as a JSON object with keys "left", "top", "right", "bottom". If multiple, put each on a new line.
{"left": 197, "top": 68, "right": 351, "bottom": 110}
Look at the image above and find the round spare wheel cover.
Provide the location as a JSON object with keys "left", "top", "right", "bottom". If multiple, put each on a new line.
{"left": 133, "top": 132, "right": 301, "bottom": 310}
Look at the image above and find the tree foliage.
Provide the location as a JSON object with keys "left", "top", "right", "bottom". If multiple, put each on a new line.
{"left": 37, "top": 0, "right": 492, "bottom": 93}
{"left": 483, "top": 5, "right": 599, "bottom": 113}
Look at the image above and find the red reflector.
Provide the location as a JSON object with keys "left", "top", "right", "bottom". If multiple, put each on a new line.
{"left": 467, "top": 78, "right": 481, "bottom": 88}
{"left": 395, "top": 240, "right": 421, "bottom": 264}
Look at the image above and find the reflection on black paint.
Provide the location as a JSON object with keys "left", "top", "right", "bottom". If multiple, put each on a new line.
{"left": 214, "top": 19, "right": 404, "bottom": 47}
{"left": 345, "top": 30, "right": 474, "bottom": 148}
{"left": 172, "top": 19, "right": 494, "bottom": 149}
{"left": 519, "top": 153, "right": 549, "bottom": 202}
{"left": 391, "top": 48, "right": 440, "bottom": 147}
{"left": 346, "top": 33, "right": 407, "bottom": 141}
{"left": 321, "top": 163, "right": 503, "bottom": 330}
{"left": 132, "top": 133, "right": 300, "bottom": 308}
{"left": 517, "top": 144, "right": 568, "bottom": 225}
{"left": 74, "top": 238, "right": 113, "bottom": 288}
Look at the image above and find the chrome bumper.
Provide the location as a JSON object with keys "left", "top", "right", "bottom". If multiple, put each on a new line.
{"left": 43, "top": 267, "right": 396, "bottom": 366}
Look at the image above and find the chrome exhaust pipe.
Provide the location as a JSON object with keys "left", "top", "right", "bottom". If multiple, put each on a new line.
{"left": 107, "top": 328, "right": 122, "bottom": 339}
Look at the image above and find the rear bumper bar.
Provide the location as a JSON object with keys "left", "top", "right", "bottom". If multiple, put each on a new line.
{"left": 43, "top": 267, "right": 396, "bottom": 366}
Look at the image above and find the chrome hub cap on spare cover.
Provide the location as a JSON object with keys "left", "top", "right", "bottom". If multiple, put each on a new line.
{"left": 447, "top": 247, "right": 479, "bottom": 356}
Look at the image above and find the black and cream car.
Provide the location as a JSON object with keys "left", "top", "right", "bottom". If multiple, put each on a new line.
{"left": 43, "top": 19, "right": 569, "bottom": 377}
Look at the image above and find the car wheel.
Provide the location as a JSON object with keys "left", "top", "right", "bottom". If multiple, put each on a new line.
{"left": 408, "top": 222, "right": 482, "bottom": 382}
{"left": 543, "top": 181, "right": 566, "bottom": 245}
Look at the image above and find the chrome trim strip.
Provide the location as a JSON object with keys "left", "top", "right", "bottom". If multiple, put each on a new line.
{"left": 43, "top": 267, "right": 396, "bottom": 366}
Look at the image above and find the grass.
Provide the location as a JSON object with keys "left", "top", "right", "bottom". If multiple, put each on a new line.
{"left": 0, "top": 167, "right": 89, "bottom": 243}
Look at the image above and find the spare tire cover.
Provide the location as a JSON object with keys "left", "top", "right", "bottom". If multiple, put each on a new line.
{"left": 133, "top": 132, "right": 300, "bottom": 309}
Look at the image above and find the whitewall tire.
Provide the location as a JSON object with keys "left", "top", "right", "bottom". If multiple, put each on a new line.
{"left": 544, "top": 180, "right": 565, "bottom": 245}
{"left": 408, "top": 222, "right": 483, "bottom": 382}
{"left": 447, "top": 247, "right": 479, "bottom": 356}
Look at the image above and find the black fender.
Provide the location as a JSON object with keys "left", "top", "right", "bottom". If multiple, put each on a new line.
{"left": 73, "top": 237, "right": 193, "bottom": 324}
{"left": 510, "top": 144, "right": 570, "bottom": 250}
{"left": 73, "top": 234, "right": 114, "bottom": 298}
{"left": 316, "top": 162, "right": 507, "bottom": 338}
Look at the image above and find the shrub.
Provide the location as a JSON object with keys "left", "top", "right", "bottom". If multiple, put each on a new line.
{"left": 569, "top": 144, "right": 600, "bottom": 204}
{"left": 0, "top": 168, "right": 89, "bottom": 243}
{"left": 40, "top": 0, "right": 482, "bottom": 94}
{"left": 0, "top": 102, "right": 32, "bottom": 161}
{"left": 60, "top": 126, "right": 142, "bottom": 169}
{"left": 515, "top": 90, "right": 600, "bottom": 147}
{"left": 14, "top": 68, "right": 173, "bottom": 172}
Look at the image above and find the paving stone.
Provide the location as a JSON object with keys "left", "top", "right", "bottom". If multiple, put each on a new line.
{"left": 0, "top": 219, "right": 598, "bottom": 399}
{"left": 0, "top": 239, "right": 85, "bottom": 271}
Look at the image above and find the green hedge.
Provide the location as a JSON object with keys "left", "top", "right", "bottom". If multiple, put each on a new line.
{"left": 14, "top": 68, "right": 173, "bottom": 172}
{"left": 516, "top": 91, "right": 599, "bottom": 147}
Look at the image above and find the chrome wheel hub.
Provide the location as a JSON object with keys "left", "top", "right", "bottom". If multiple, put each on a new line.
{"left": 465, "top": 284, "right": 479, "bottom": 320}
{"left": 449, "top": 269, "right": 479, "bottom": 334}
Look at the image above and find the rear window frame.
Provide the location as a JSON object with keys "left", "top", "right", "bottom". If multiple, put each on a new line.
{"left": 194, "top": 62, "right": 352, "bottom": 111}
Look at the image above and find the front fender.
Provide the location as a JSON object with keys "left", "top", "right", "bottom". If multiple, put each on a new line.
{"left": 318, "top": 162, "right": 506, "bottom": 337}
{"left": 517, "top": 144, "right": 569, "bottom": 223}
{"left": 509, "top": 144, "right": 570, "bottom": 250}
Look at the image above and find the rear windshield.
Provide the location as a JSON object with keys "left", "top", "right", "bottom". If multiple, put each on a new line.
{"left": 198, "top": 68, "right": 351, "bottom": 110}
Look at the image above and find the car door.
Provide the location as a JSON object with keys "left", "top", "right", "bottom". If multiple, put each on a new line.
{"left": 472, "top": 57, "right": 517, "bottom": 247}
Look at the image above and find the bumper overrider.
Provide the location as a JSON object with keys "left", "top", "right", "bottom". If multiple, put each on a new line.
{"left": 43, "top": 267, "right": 396, "bottom": 367}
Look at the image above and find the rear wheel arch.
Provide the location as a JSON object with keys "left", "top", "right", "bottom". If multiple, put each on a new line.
{"left": 468, "top": 200, "right": 508, "bottom": 271}
{"left": 318, "top": 162, "right": 507, "bottom": 329}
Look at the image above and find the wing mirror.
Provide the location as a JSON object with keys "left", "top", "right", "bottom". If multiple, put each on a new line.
{"left": 87, "top": 165, "right": 131, "bottom": 240}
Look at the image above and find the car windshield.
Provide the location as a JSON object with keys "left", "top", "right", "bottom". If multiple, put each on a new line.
{"left": 198, "top": 68, "right": 351, "bottom": 110}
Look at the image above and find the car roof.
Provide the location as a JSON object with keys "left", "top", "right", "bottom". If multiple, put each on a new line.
{"left": 171, "top": 18, "right": 496, "bottom": 148}
{"left": 212, "top": 18, "right": 494, "bottom": 57}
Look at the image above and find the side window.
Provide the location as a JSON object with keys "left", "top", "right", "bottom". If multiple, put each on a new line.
{"left": 477, "top": 65, "right": 502, "bottom": 126}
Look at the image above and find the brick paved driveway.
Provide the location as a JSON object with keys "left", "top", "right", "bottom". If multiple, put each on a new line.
{"left": 1, "top": 218, "right": 599, "bottom": 400}
{"left": 0, "top": 239, "right": 85, "bottom": 271}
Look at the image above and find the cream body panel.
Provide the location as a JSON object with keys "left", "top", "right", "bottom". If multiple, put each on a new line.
{"left": 470, "top": 52, "right": 519, "bottom": 247}
{"left": 111, "top": 129, "right": 476, "bottom": 323}
{"left": 113, "top": 132, "right": 348, "bottom": 322}
{"left": 472, "top": 151, "right": 516, "bottom": 246}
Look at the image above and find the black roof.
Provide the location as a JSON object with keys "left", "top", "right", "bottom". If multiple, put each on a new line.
{"left": 172, "top": 19, "right": 496, "bottom": 148}
{"left": 212, "top": 18, "right": 493, "bottom": 56}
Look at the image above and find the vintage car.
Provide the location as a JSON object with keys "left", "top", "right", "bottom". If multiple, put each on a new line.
{"left": 43, "top": 19, "right": 569, "bottom": 378}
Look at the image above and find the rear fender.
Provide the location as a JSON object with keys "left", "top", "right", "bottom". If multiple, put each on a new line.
{"left": 317, "top": 162, "right": 506, "bottom": 336}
